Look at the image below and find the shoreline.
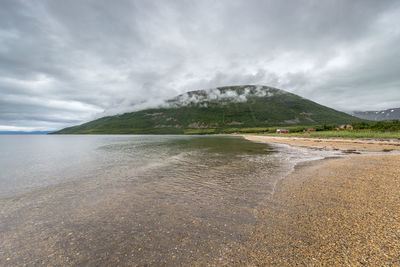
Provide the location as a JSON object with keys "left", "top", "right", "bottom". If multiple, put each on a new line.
{"left": 242, "top": 134, "right": 400, "bottom": 153}
{"left": 241, "top": 135, "right": 400, "bottom": 265}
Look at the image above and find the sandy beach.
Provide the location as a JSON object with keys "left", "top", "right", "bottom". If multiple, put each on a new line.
{"left": 242, "top": 135, "right": 400, "bottom": 265}
{"left": 244, "top": 135, "right": 400, "bottom": 152}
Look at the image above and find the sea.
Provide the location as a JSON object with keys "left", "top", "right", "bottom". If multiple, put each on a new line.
{"left": 0, "top": 135, "right": 332, "bottom": 265}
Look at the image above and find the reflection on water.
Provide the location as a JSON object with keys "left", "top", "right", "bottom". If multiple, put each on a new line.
{"left": 0, "top": 135, "right": 290, "bottom": 265}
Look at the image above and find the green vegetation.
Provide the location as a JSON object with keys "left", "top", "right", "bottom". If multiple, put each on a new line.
{"left": 352, "top": 120, "right": 400, "bottom": 131}
{"left": 53, "top": 85, "right": 363, "bottom": 135}
{"left": 248, "top": 120, "right": 400, "bottom": 139}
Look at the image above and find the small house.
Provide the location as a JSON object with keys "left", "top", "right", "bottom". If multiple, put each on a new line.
{"left": 303, "top": 128, "right": 316, "bottom": 134}
{"left": 337, "top": 124, "right": 353, "bottom": 130}
{"left": 276, "top": 129, "right": 290, "bottom": 134}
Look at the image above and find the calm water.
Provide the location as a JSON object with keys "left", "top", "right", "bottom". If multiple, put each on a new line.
{"left": 0, "top": 135, "right": 325, "bottom": 265}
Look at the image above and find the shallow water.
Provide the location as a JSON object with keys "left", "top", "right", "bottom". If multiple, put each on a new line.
{"left": 0, "top": 135, "right": 327, "bottom": 265}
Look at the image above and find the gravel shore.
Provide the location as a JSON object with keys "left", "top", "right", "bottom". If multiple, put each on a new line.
{"left": 242, "top": 135, "right": 400, "bottom": 265}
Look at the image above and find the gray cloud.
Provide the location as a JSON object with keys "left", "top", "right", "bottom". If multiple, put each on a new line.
{"left": 0, "top": 0, "right": 399, "bottom": 131}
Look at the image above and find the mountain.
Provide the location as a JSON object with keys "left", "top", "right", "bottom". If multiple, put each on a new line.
{"left": 53, "top": 85, "right": 363, "bottom": 134}
{"left": 0, "top": 131, "right": 52, "bottom": 135}
{"left": 352, "top": 108, "right": 400, "bottom": 121}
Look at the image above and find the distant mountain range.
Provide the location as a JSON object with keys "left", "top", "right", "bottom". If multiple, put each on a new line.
{"left": 352, "top": 108, "right": 400, "bottom": 121}
{"left": 53, "top": 85, "right": 363, "bottom": 134}
{"left": 0, "top": 131, "right": 52, "bottom": 135}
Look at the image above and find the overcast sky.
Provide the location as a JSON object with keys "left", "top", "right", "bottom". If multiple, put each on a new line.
{"left": 1, "top": 0, "right": 400, "bottom": 131}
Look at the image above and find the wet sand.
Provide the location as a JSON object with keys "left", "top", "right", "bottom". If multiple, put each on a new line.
{"left": 243, "top": 135, "right": 400, "bottom": 265}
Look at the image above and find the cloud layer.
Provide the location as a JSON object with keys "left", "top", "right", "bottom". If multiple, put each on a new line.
{"left": 1, "top": 0, "right": 399, "bottom": 131}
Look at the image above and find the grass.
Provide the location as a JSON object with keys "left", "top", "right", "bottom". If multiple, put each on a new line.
{"left": 184, "top": 128, "right": 400, "bottom": 139}
{"left": 53, "top": 126, "right": 400, "bottom": 139}
{"left": 184, "top": 129, "right": 216, "bottom": 135}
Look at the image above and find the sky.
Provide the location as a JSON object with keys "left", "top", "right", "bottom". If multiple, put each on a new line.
{"left": 1, "top": 0, "right": 400, "bottom": 131}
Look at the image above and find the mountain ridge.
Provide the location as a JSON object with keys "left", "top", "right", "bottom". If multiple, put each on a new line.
{"left": 352, "top": 108, "right": 400, "bottom": 121}
{"left": 53, "top": 85, "right": 363, "bottom": 134}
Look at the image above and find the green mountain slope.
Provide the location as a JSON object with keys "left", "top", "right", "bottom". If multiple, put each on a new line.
{"left": 53, "top": 85, "right": 363, "bottom": 134}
